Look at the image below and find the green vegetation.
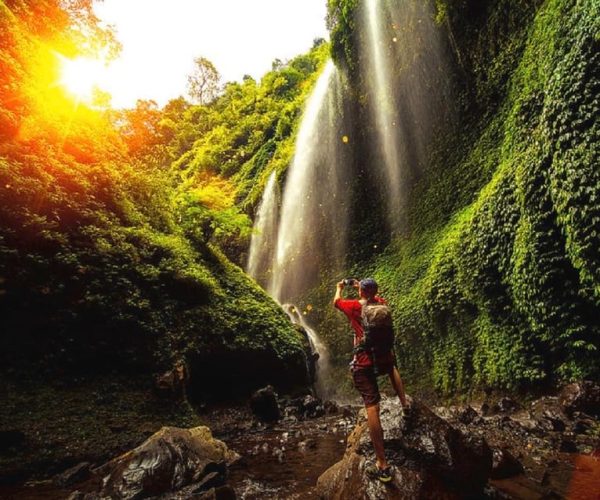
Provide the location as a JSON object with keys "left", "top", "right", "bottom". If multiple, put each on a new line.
{"left": 0, "top": 0, "right": 329, "bottom": 477}
{"left": 326, "top": 0, "right": 599, "bottom": 393}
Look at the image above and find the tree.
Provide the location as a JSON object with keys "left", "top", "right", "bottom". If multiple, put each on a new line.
{"left": 187, "top": 57, "right": 221, "bottom": 105}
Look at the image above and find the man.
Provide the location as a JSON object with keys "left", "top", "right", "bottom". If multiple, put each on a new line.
{"left": 333, "top": 277, "right": 409, "bottom": 483}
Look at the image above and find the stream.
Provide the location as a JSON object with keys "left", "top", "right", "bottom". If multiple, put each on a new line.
{"left": 1, "top": 395, "right": 598, "bottom": 499}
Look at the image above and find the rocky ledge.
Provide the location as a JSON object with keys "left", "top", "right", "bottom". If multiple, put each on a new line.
{"left": 316, "top": 398, "right": 493, "bottom": 499}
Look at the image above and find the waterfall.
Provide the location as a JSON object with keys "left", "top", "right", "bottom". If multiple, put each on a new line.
{"left": 269, "top": 60, "right": 349, "bottom": 303}
{"left": 246, "top": 170, "right": 279, "bottom": 288}
{"left": 364, "top": 0, "right": 404, "bottom": 230}
{"left": 282, "top": 304, "right": 331, "bottom": 399}
{"left": 362, "top": 0, "right": 455, "bottom": 232}
{"left": 246, "top": 60, "right": 349, "bottom": 399}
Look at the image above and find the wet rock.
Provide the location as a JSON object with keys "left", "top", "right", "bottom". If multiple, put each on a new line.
{"left": 163, "top": 483, "right": 237, "bottom": 499}
{"left": 302, "top": 395, "right": 322, "bottom": 418}
{"left": 196, "top": 485, "right": 237, "bottom": 499}
{"left": 324, "top": 400, "right": 339, "bottom": 415}
{"left": 96, "top": 426, "right": 238, "bottom": 499}
{"left": 249, "top": 385, "right": 280, "bottom": 422}
{"left": 558, "top": 438, "right": 577, "bottom": 453}
{"left": 458, "top": 406, "right": 478, "bottom": 425}
{"left": 490, "top": 448, "right": 524, "bottom": 479}
{"left": 529, "top": 396, "right": 567, "bottom": 433}
{"left": 493, "top": 397, "right": 520, "bottom": 413}
{"left": 53, "top": 461, "right": 91, "bottom": 487}
{"left": 316, "top": 399, "right": 492, "bottom": 499}
{"left": 573, "top": 413, "right": 595, "bottom": 434}
{"left": 481, "top": 402, "right": 491, "bottom": 416}
{"left": 341, "top": 405, "right": 356, "bottom": 418}
{"left": 559, "top": 380, "right": 600, "bottom": 417}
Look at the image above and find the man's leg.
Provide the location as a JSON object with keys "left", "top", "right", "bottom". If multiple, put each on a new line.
{"left": 366, "top": 403, "right": 388, "bottom": 469}
{"left": 389, "top": 366, "right": 408, "bottom": 407}
{"left": 353, "top": 368, "right": 389, "bottom": 471}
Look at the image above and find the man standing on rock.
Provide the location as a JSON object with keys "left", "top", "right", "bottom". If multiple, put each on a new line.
{"left": 333, "top": 277, "right": 409, "bottom": 483}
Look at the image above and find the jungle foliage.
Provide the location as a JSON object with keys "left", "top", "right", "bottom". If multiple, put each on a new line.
{"left": 0, "top": 0, "right": 328, "bottom": 397}
{"left": 327, "top": 0, "right": 599, "bottom": 393}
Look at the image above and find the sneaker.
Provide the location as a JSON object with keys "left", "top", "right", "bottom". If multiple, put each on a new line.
{"left": 365, "top": 464, "right": 393, "bottom": 483}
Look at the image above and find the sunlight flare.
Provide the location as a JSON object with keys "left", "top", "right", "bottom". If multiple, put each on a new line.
{"left": 59, "top": 57, "right": 106, "bottom": 102}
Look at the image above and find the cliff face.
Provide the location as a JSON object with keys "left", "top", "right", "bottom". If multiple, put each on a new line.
{"left": 327, "top": 0, "right": 600, "bottom": 392}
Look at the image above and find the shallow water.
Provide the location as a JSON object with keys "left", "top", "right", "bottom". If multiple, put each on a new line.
{"left": 224, "top": 414, "right": 350, "bottom": 499}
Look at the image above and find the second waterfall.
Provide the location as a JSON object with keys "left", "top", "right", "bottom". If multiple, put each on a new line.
{"left": 247, "top": 60, "right": 349, "bottom": 398}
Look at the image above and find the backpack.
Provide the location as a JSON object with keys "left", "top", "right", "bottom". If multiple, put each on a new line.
{"left": 355, "top": 299, "right": 395, "bottom": 375}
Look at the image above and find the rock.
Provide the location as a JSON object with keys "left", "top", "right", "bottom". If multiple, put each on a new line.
{"left": 493, "top": 397, "right": 520, "bottom": 413}
{"left": 529, "top": 397, "right": 567, "bottom": 433}
{"left": 559, "top": 381, "right": 600, "bottom": 417}
{"left": 481, "top": 402, "right": 491, "bottom": 416}
{"left": 162, "top": 483, "right": 237, "bottom": 499}
{"left": 316, "top": 399, "right": 492, "bottom": 499}
{"left": 53, "top": 461, "right": 91, "bottom": 487}
{"left": 249, "top": 385, "right": 280, "bottom": 422}
{"left": 96, "top": 426, "right": 239, "bottom": 499}
{"left": 154, "top": 360, "right": 187, "bottom": 399}
{"left": 324, "top": 400, "right": 339, "bottom": 415}
{"left": 573, "top": 414, "right": 595, "bottom": 434}
{"left": 558, "top": 438, "right": 577, "bottom": 453}
{"left": 490, "top": 448, "right": 524, "bottom": 479}
{"left": 341, "top": 405, "right": 356, "bottom": 418}
{"left": 458, "top": 406, "right": 478, "bottom": 425}
{"left": 302, "top": 395, "right": 325, "bottom": 418}
{"left": 196, "top": 485, "right": 237, "bottom": 499}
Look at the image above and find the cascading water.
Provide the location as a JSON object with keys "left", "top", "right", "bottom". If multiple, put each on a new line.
{"left": 246, "top": 170, "right": 279, "bottom": 288}
{"left": 268, "top": 60, "right": 349, "bottom": 304}
{"left": 362, "top": 0, "right": 455, "bottom": 232}
{"left": 363, "top": 0, "right": 404, "bottom": 230}
{"left": 282, "top": 304, "right": 331, "bottom": 399}
{"left": 247, "top": 60, "right": 350, "bottom": 398}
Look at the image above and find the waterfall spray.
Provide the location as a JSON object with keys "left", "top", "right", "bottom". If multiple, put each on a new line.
{"left": 362, "top": 0, "right": 455, "bottom": 232}
{"left": 269, "top": 60, "right": 349, "bottom": 303}
{"left": 246, "top": 170, "right": 279, "bottom": 288}
{"left": 364, "top": 0, "right": 404, "bottom": 231}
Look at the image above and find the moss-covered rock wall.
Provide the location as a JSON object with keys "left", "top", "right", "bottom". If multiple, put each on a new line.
{"left": 326, "top": 0, "right": 599, "bottom": 393}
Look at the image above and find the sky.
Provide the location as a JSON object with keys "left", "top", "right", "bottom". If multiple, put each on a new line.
{"left": 92, "top": 0, "right": 329, "bottom": 108}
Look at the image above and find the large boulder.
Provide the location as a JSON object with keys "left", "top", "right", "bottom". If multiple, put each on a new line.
{"left": 316, "top": 399, "right": 492, "bottom": 499}
{"left": 95, "top": 426, "right": 239, "bottom": 499}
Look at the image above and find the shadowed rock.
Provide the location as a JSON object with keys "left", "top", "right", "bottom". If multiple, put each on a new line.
{"left": 53, "top": 462, "right": 91, "bottom": 487}
{"left": 249, "top": 385, "right": 281, "bottom": 422}
{"left": 457, "top": 406, "right": 478, "bottom": 425}
{"left": 491, "top": 447, "right": 524, "bottom": 479}
{"left": 316, "top": 399, "right": 492, "bottom": 499}
{"left": 95, "top": 426, "right": 239, "bottom": 499}
{"left": 559, "top": 381, "right": 600, "bottom": 417}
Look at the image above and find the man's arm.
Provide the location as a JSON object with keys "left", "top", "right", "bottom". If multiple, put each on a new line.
{"left": 333, "top": 280, "right": 344, "bottom": 306}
